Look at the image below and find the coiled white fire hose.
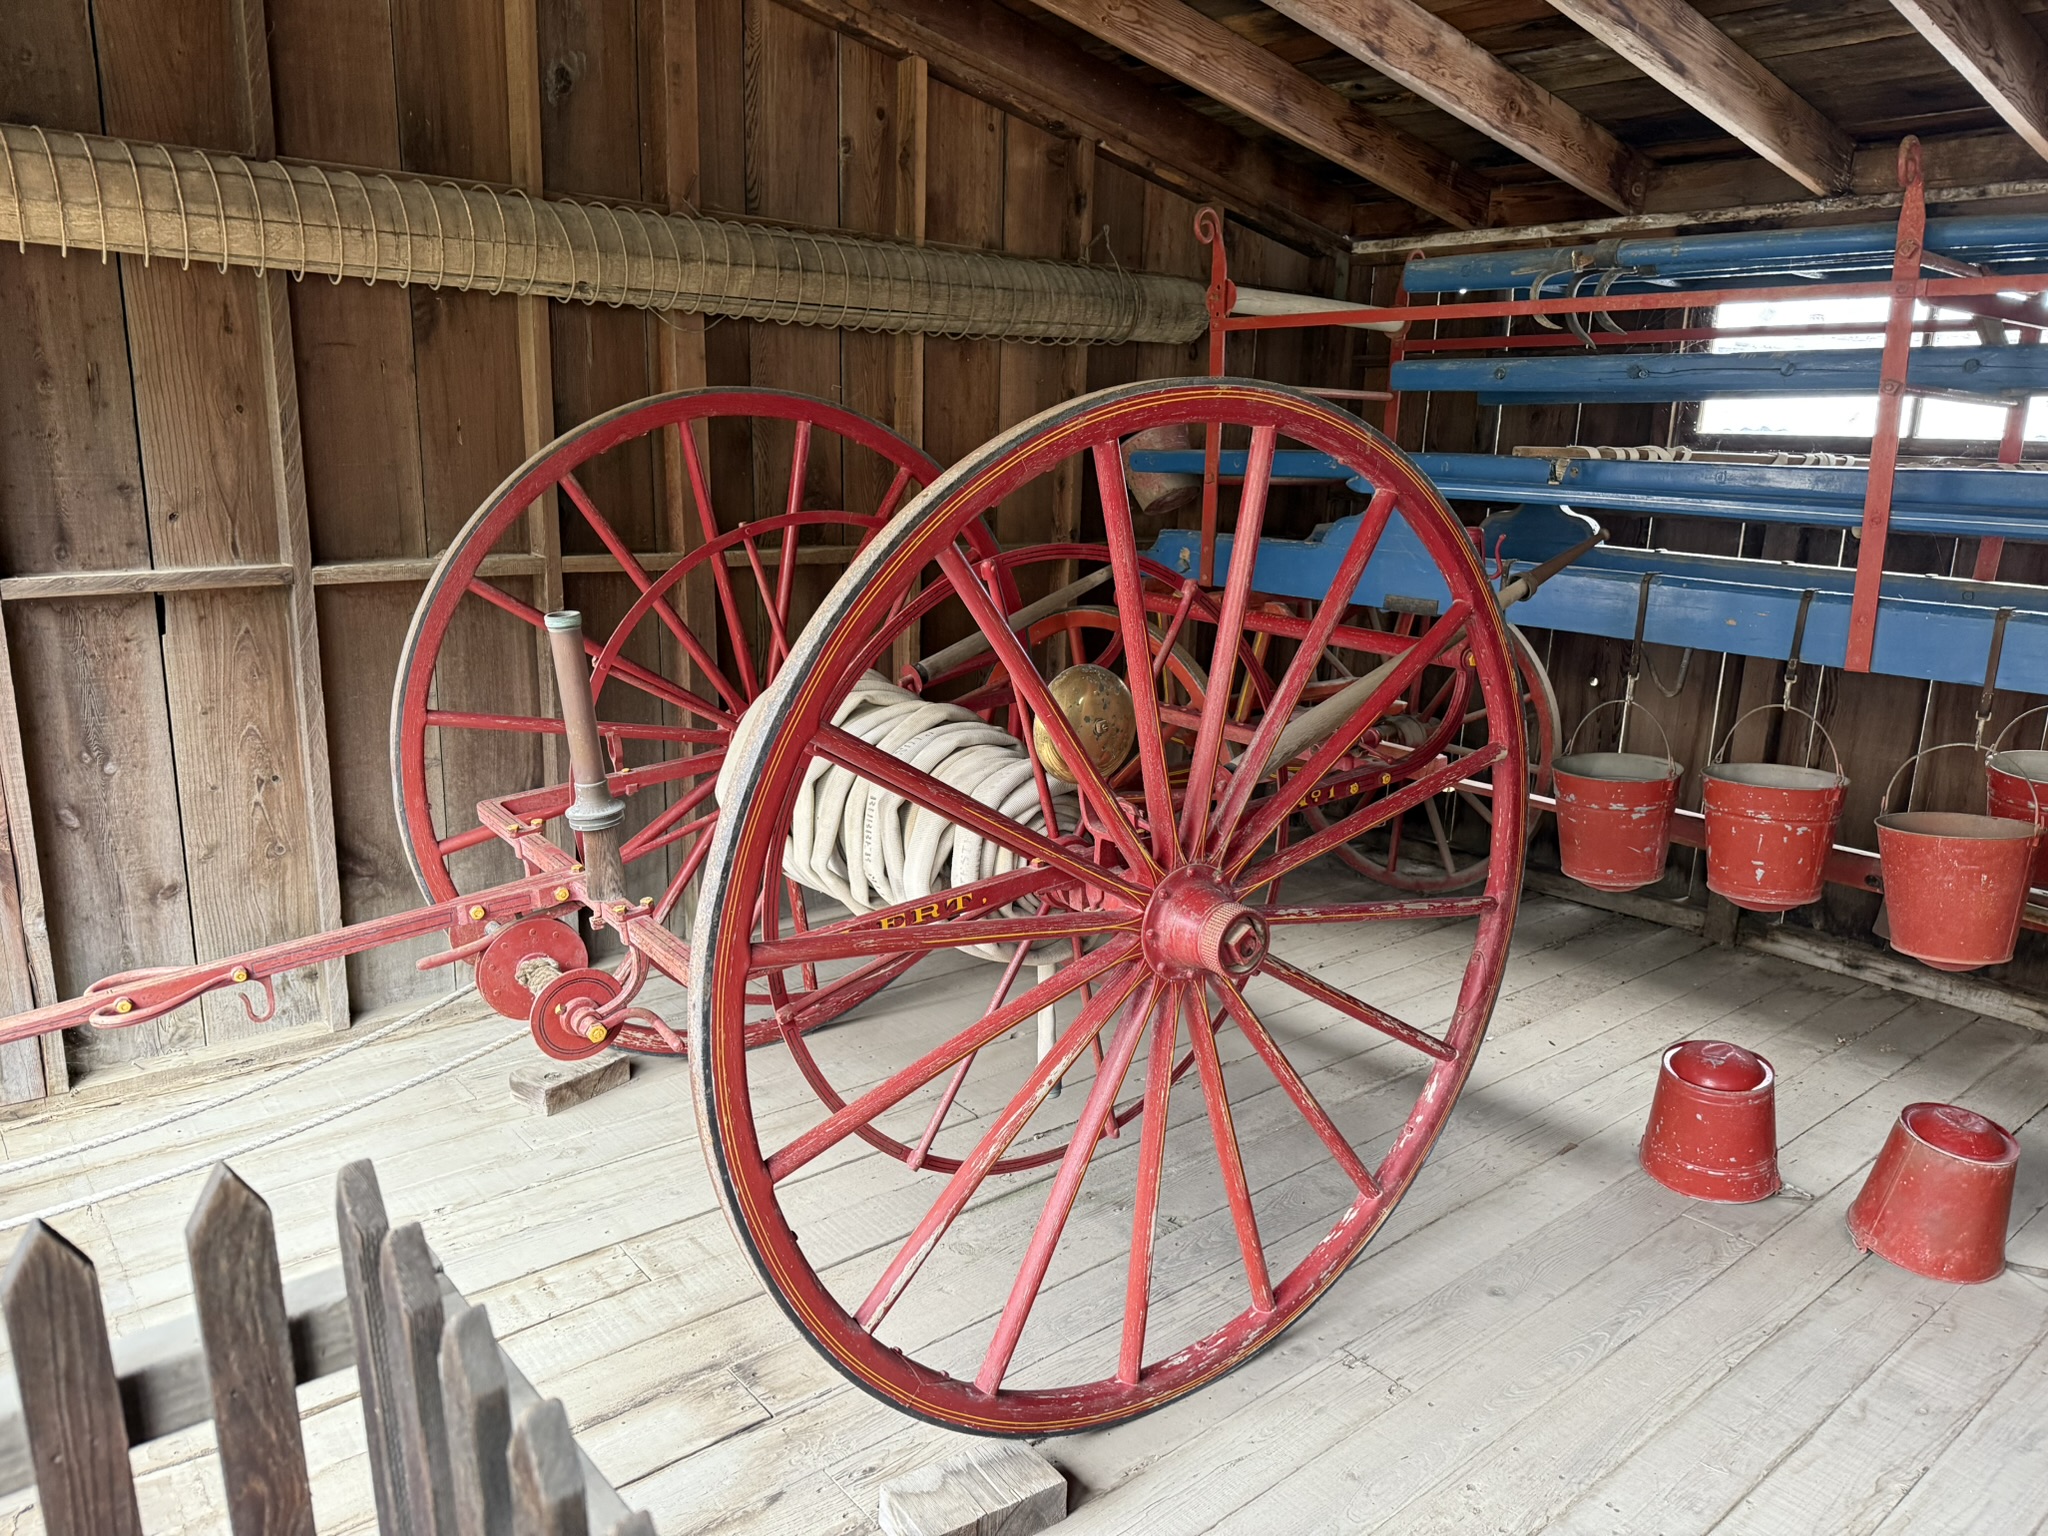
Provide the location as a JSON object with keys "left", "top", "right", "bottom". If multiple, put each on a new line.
{"left": 718, "top": 672, "right": 1081, "bottom": 1062}
{"left": 718, "top": 672, "right": 1078, "bottom": 957}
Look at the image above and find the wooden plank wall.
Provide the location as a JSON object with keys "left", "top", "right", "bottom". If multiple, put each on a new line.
{"left": 0, "top": 0, "right": 1331, "bottom": 1095}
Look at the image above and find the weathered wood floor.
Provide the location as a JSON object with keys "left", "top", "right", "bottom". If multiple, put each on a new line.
{"left": 3, "top": 882, "right": 2046, "bottom": 1535}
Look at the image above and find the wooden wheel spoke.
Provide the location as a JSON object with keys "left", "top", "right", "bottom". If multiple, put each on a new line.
{"left": 935, "top": 546, "right": 1159, "bottom": 882}
{"left": 1214, "top": 978, "right": 1380, "bottom": 1198}
{"left": 1186, "top": 983, "right": 1275, "bottom": 1313}
{"left": 816, "top": 724, "right": 1148, "bottom": 905}
{"left": 1118, "top": 984, "right": 1183, "bottom": 1385}
{"left": 875, "top": 463, "right": 916, "bottom": 522}
{"left": 619, "top": 771, "right": 724, "bottom": 861}
{"left": 1095, "top": 441, "right": 1182, "bottom": 865}
{"left": 1210, "top": 489, "right": 1396, "bottom": 847}
{"left": 907, "top": 941, "right": 1034, "bottom": 1171}
{"left": 977, "top": 978, "right": 1162, "bottom": 1393}
{"left": 1257, "top": 952, "right": 1454, "bottom": 1062}
{"left": 750, "top": 909, "right": 1126, "bottom": 969}
{"left": 1222, "top": 600, "right": 1471, "bottom": 866}
{"left": 1264, "top": 896, "right": 1494, "bottom": 925}
{"left": 1423, "top": 797, "right": 1458, "bottom": 876}
{"left": 1240, "top": 743, "right": 1505, "bottom": 891}
{"left": 464, "top": 576, "right": 720, "bottom": 720}
{"left": 674, "top": 417, "right": 762, "bottom": 697}
{"left": 436, "top": 823, "right": 501, "bottom": 856}
{"left": 766, "top": 938, "right": 1138, "bottom": 1183}
{"left": 855, "top": 963, "right": 1150, "bottom": 1330}
{"left": 1182, "top": 425, "right": 1279, "bottom": 853}
{"left": 422, "top": 708, "right": 720, "bottom": 746}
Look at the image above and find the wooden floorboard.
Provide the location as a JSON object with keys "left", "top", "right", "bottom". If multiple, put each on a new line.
{"left": 0, "top": 881, "right": 2043, "bottom": 1535}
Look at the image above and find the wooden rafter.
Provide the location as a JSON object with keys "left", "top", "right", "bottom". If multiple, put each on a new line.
{"left": 1020, "top": 0, "right": 1493, "bottom": 229}
{"left": 1889, "top": 0, "right": 2048, "bottom": 163}
{"left": 1263, "top": 0, "right": 1648, "bottom": 214}
{"left": 777, "top": 0, "right": 1364, "bottom": 247}
{"left": 1547, "top": 0, "right": 1854, "bottom": 196}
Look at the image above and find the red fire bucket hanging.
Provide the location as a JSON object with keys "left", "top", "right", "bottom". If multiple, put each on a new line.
{"left": 1985, "top": 705, "right": 2048, "bottom": 890}
{"left": 1876, "top": 743, "right": 2041, "bottom": 972}
{"left": 1847, "top": 1103, "right": 2020, "bottom": 1283}
{"left": 1702, "top": 705, "right": 1846, "bottom": 913}
{"left": 1553, "top": 700, "right": 1681, "bottom": 893}
{"left": 1639, "top": 1039, "right": 1781, "bottom": 1203}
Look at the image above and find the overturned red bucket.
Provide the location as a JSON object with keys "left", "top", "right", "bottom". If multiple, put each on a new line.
{"left": 1554, "top": 701, "right": 1681, "bottom": 893}
{"left": 1640, "top": 1040, "right": 1781, "bottom": 1203}
{"left": 1848, "top": 1103, "right": 2019, "bottom": 1283}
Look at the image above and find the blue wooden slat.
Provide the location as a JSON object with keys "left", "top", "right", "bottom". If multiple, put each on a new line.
{"left": 1390, "top": 347, "right": 2048, "bottom": 404}
{"left": 1146, "top": 521, "right": 2048, "bottom": 693}
{"left": 1123, "top": 448, "right": 2048, "bottom": 543}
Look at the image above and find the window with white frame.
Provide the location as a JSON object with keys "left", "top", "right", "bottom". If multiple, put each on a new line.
{"left": 1693, "top": 296, "right": 2048, "bottom": 442}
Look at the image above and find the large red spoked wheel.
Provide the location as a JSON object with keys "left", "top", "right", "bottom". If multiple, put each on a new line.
{"left": 392, "top": 389, "right": 973, "bottom": 1052}
{"left": 1314, "top": 622, "right": 1558, "bottom": 894}
{"left": 688, "top": 379, "right": 1526, "bottom": 1433}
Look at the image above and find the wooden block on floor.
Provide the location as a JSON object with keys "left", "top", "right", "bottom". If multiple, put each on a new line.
{"left": 508, "top": 1054, "right": 630, "bottom": 1116}
{"left": 878, "top": 1441, "right": 1066, "bottom": 1536}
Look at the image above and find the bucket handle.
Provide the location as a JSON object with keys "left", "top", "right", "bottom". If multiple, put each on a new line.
{"left": 1711, "top": 702, "right": 1843, "bottom": 782}
{"left": 1886, "top": 740, "right": 2048, "bottom": 819}
{"left": 1565, "top": 696, "right": 1676, "bottom": 769}
{"left": 1989, "top": 702, "right": 2048, "bottom": 755}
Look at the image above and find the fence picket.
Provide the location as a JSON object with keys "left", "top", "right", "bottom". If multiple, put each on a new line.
{"left": 509, "top": 1398, "right": 588, "bottom": 1536}
{"left": 187, "top": 1165, "right": 317, "bottom": 1536}
{"left": 339, "top": 1158, "right": 415, "bottom": 1536}
{"left": 442, "top": 1301, "right": 515, "bottom": 1536}
{"left": 382, "top": 1220, "right": 461, "bottom": 1536}
{"left": 0, "top": 1221, "right": 144, "bottom": 1536}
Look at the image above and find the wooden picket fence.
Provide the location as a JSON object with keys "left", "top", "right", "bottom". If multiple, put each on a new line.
{"left": 0, "top": 1159, "right": 653, "bottom": 1535}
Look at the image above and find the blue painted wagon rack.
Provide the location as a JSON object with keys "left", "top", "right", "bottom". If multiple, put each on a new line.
{"left": 1184, "top": 137, "right": 2048, "bottom": 691}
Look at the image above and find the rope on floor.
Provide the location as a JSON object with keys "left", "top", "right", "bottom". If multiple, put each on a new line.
{"left": 0, "top": 989, "right": 524, "bottom": 1233}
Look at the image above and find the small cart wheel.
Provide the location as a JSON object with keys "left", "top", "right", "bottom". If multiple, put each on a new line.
{"left": 688, "top": 378, "right": 1526, "bottom": 1434}
{"left": 391, "top": 388, "right": 994, "bottom": 1051}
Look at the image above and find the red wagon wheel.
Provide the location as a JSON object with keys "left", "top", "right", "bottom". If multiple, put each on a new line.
{"left": 1313, "top": 622, "right": 1558, "bottom": 894}
{"left": 391, "top": 388, "right": 982, "bottom": 1052}
{"left": 688, "top": 379, "right": 1526, "bottom": 1433}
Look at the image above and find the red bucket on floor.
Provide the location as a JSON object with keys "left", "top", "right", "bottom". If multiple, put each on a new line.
{"left": 1640, "top": 1040, "right": 1781, "bottom": 1203}
{"left": 1847, "top": 1103, "right": 2019, "bottom": 1283}
{"left": 1876, "top": 812, "right": 2038, "bottom": 972}
{"left": 1554, "top": 701, "right": 1681, "bottom": 893}
{"left": 1985, "top": 747, "right": 2048, "bottom": 889}
{"left": 1703, "top": 706, "right": 1846, "bottom": 913}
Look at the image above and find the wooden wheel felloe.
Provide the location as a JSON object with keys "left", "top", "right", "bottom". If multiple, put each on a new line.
{"left": 391, "top": 388, "right": 963, "bottom": 1053}
{"left": 688, "top": 378, "right": 1527, "bottom": 1434}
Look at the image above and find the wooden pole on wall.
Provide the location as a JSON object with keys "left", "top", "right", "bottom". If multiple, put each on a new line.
{"left": 505, "top": 0, "right": 567, "bottom": 781}
{"left": 230, "top": 0, "right": 350, "bottom": 1033}
{"left": 0, "top": 599, "right": 61, "bottom": 1098}
{"left": 889, "top": 53, "right": 929, "bottom": 683}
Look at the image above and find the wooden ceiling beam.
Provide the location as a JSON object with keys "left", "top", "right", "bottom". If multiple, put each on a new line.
{"left": 1888, "top": 0, "right": 2048, "bottom": 163}
{"left": 1546, "top": 0, "right": 1855, "bottom": 195}
{"left": 773, "top": 0, "right": 1361, "bottom": 249}
{"left": 1261, "top": 0, "right": 1649, "bottom": 214}
{"left": 1023, "top": 0, "right": 1494, "bottom": 229}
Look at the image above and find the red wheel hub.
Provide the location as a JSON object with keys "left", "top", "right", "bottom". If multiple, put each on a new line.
{"left": 1141, "top": 865, "right": 1267, "bottom": 980}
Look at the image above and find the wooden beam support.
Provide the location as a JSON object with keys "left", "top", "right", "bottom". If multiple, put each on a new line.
{"left": 232, "top": 0, "right": 350, "bottom": 1033}
{"left": 775, "top": 0, "right": 1383, "bottom": 246}
{"left": 1546, "top": 0, "right": 1854, "bottom": 195}
{"left": 1024, "top": 0, "right": 1491, "bottom": 229}
{"left": 1263, "top": 0, "right": 1648, "bottom": 213}
{"left": 1888, "top": 0, "right": 2048, "bottom": 164}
